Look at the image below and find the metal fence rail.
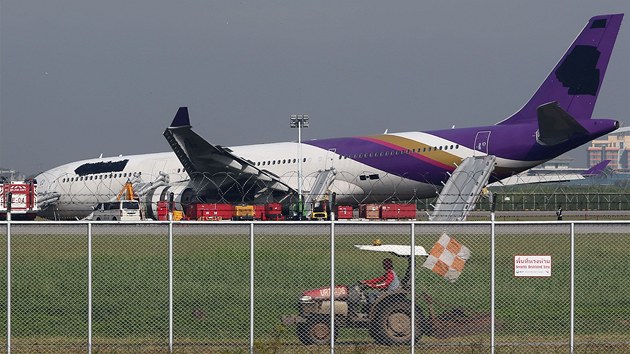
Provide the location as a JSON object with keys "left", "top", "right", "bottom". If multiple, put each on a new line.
{"left": 1, "top": 219, "right": 629, "bottom": 353}
{"left": 416, "top": 193, "right": 630, "bottom": 212}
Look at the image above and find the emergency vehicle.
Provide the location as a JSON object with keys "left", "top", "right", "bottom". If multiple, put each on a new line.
{"left": 0, "top": 180, "right": 38, "bottom": 220}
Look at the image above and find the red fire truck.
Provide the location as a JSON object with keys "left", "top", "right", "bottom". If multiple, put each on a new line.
{"left": 0, "top": 180, "right": 38, "bottom": 220}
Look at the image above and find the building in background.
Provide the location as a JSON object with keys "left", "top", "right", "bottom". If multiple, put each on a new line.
{"left": 587, "top": 127, "right": 630, "bottom": 173}
{"left": 0, "top": 169, "right": 25, "bottom": 182}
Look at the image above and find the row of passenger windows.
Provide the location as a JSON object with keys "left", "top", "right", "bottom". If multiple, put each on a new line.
{"left": 61, "top": 172, "right": 143, "bottom": 183}
{"left": 61, "top": 168, "right": 188, "bottom": 183}
{"left": 253, "top": 144, "right": 460, "bottom": 167}
{"left": 340, "top": 144, "right": 460, "bottom": 160}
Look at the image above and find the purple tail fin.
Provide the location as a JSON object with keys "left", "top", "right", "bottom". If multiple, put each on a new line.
{"left": 582, "top": 159, "right": 610, "bottom": 176}
{"left": 499, "top": 14, "right": 624, "bottom": 125}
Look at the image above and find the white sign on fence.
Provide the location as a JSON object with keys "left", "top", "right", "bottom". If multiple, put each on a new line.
{"left": 514, "top": 255, "right": 552, "bottom": 277}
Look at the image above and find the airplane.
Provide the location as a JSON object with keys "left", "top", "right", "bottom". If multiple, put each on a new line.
{"left": 35, "top": 14, "right": 624, "bottom": 220}
{"left": 488, "top": 159, "right": 612, "bottom": 187}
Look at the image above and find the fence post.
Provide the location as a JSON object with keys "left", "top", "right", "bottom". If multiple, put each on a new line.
{"left": 6, "top": 211, "right": 11, "bottom": 354}
{"left": 410, "top": 222, "right": 416, "bottom": 354}
{"left": 168, "top": 220, "right": 174, "bottom": 353}
{"left": 570, "top": 222, "right": 575, "bottom": 354}
{"left": 491, "top": 214, "right": 496, "bottom": 354}
{"left": 329, "top": 213, "right": 335, "bottom": 353}
{"left": 249, "top": 223, "right": 254, "bottom": 354}
{"left": 88, "top": 223, "right": 93, "bottom": 354}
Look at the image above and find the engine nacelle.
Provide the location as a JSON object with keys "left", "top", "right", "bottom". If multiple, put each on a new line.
{"left": 142, "top": 182, "right": 196, "bottom": 220}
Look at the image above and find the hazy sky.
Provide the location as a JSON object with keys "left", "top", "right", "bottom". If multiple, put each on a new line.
{"left": 1, "top": 1, "right": 628, "bottom": 176}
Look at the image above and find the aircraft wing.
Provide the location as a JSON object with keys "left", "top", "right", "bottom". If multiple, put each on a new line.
{"left": 163, "top": 107, "right": 293, "bottom": 195}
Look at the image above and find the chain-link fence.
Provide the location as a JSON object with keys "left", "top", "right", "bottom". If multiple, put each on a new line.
{"left": 1, "top": 219, "right": 629, "bottom": 353}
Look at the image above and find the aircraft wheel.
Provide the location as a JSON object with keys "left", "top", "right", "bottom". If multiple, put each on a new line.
{"left": 112, "top": 217, "right": 117, "bottom": 221}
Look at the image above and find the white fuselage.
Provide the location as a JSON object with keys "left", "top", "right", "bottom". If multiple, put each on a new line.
{"left": 35, "top": 134, "right": 479, "bottom": 219}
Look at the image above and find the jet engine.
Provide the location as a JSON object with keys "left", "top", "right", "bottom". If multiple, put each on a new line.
{"left": 142, "top": 182, "right": 196, "bottom": 220}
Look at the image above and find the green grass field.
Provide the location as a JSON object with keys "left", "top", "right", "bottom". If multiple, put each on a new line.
{"left": 0, "top": 222, "right": 628, "bottom": 353}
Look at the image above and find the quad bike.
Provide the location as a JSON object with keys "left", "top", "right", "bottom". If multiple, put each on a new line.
{"left": 281, "top": 244, "right": 493, "bottom": 345}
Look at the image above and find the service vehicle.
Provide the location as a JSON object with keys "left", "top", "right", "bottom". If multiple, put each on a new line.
{"left": 0, "top": 180, "right": 38, "bottom": 220}
{"left": 89, "top": 200, "right": 142, "bottom": 221}
{"left": 282, "top": 243, "right": 492, "bottom": 345}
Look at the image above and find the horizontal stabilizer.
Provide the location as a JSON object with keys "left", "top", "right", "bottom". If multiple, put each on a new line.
{"left": 536, "top": 102, "right": 588, "bottom": 146}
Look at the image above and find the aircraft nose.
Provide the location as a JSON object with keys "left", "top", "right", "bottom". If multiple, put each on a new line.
{"left": 34, "top": 173, "right": 50, "bottom": 191}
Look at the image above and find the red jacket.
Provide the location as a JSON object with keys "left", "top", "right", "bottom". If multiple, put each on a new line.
{"left": 361, "top": 269, "right": 399, "bottom": 290}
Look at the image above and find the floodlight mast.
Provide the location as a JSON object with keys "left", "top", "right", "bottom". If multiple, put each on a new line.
{"left": 290, "top": 114, "right": 309, "bottom": 220}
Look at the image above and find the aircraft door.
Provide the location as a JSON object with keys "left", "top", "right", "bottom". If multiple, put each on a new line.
{"left": 325, "top": 148, "right": 337, "bottom": 170}
{"left": 474, "top": 131, "right": 491, "bottom": 155}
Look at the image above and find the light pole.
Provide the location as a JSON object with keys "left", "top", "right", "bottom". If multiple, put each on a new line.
{"left": 290, "top": 114, "right": 309, "bottom": 220}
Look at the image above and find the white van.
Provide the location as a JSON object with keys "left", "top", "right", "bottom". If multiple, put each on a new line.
{"left": 90, "top": 200, "right": 142, "bottom": 221}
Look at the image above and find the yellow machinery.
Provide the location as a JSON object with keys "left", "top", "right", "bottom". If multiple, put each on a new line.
{"left": 310, "top": 199, "right": 329, "bottom": 220}
{"left": 233, "top": 205, "right": 255, "bottom": 220}
{"left": 116, "top": 181, "right": 136, "bottom": 201}
{"left": 172, "top": 210, "right": 184, "bottom": 221}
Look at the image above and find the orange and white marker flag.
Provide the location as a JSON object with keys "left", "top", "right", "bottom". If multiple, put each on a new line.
{"left": 422, "top": 233, "right": 471, "bottom": 282}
